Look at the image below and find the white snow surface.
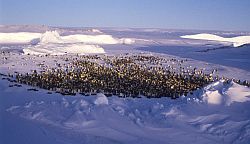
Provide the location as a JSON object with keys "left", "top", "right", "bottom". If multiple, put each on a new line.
{"left": 23, "top": 43, "right": 105, "bottom": 55}
{"left": 202, "top": 80, "right": 250, "bottom": 105}
{"left": 1, "top": 78, "right": 250, "bottom": 144}
{"left": 94, "top": 93, "right": 109, "bottom": 105}
{"left": 0, "top": 32, "right": 41, "bottom": 44}
{"left": 181, "top": 33, "right": 250, "bottom": 47}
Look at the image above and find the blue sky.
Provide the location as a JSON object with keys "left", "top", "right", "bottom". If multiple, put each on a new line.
{"left": 1, "top": 0, "right": 250, "bottom": 31}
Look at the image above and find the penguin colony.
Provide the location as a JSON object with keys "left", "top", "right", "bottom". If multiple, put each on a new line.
{"left": 14, "top": 54, "right": 226, "bottom": 98}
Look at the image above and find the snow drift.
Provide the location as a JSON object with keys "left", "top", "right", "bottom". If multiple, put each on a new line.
{"left": 202, "top": 80, "right": 250, "bottom": 105}
{"left": 181, "top": 33, "right": 250, "bottom": 47}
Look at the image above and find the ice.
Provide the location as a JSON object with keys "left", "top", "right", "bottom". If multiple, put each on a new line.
{"left": 0, "top": 30, "right": 135, "bottom": 45}
{"left": 181, "top": 33, "right": 250, "bottom": 47}
{"left": 23, "top": 43, "right": 105, "bottom": 55}
{"left": 0, "top": 30, "right": 135, "bottom": 55}
{"left": 0, "top": 32, "right": 41, "bottom": 44}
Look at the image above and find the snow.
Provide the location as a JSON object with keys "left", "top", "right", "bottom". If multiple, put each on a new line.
{"left": 181, "top": 33, "right": 250, "bottom": 47}
{"left": 203, "top": 90, "right": 223, "bottom": 105}
{"left": 62, "top": 34, "right": 120, "bottom": 44}
{"left": 39, "top": 31, "right": 63, "bottom": 44}
{"left": 0, "top": 30, "right": 135, "bottom": 45}
{"left": 226, "top": 82, "right": 250, "bottom": 105}
{"left": 202, "top": 80, "right": 250, "bottom": 106}
{"left": 23, "top": 31, "right": 106, "bottom": 55}
{"left": 1, "top": 77, "right": 250, "bottom": 144}
{"left": 119, "top": 38, "right": 136, "bottom": 44}
{"left": 0, "top": 31, "right": 135, "bottom": 55}
{"left": 88, "top": 29, "right": 103, "bottom": 33}
{"left": 1, "top": 26, "right": 250, "bottom": 144}
{"left": 94, "top": 93, "right": 109, "bottom": 105}
{"left": 0, "top": 32, "right": 41, "bottom": 44}
{"left": 23, "top": 43, "right": 105, "bottom": 55}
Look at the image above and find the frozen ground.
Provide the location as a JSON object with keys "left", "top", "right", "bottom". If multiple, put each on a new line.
{"left": 1, "top": 25, "right": 250, "bottom": 144}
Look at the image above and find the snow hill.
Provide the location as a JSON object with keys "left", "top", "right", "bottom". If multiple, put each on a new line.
{"left": 181, "top": 33, "right": 250, "bottom": 47}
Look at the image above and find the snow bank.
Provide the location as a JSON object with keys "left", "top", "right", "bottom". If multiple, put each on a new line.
{"left": 181, "top": 33, "right": 250, "bottom": 47}
{"left": 0, "top": 32, "right": 41, "bottom": 44}
{"left": 202, "top": 80, "right": 250, "bottom": 105}
{"left": 94, "top": 93, "right": 109, "bottom": 105}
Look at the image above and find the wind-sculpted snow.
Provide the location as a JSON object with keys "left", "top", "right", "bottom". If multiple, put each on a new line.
{"left": 202, "top": 80, "right": 250, "bottom": 105}
{"left": 2, "top": 78, "right": 250, "bottom": 144}
{"left": 181, "top": 33, "right": 250, "bottom": 47}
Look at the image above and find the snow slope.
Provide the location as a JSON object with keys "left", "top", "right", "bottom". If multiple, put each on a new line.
{"left": 181, "top": 33, "right": 250, "bottom": 47}
{"left": 1, "top": 76, "right": 250, "bottom": 144}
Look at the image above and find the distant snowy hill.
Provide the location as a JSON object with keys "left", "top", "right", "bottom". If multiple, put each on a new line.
{"left": 181, "top": 33, "right": 250, "bottom": 47}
